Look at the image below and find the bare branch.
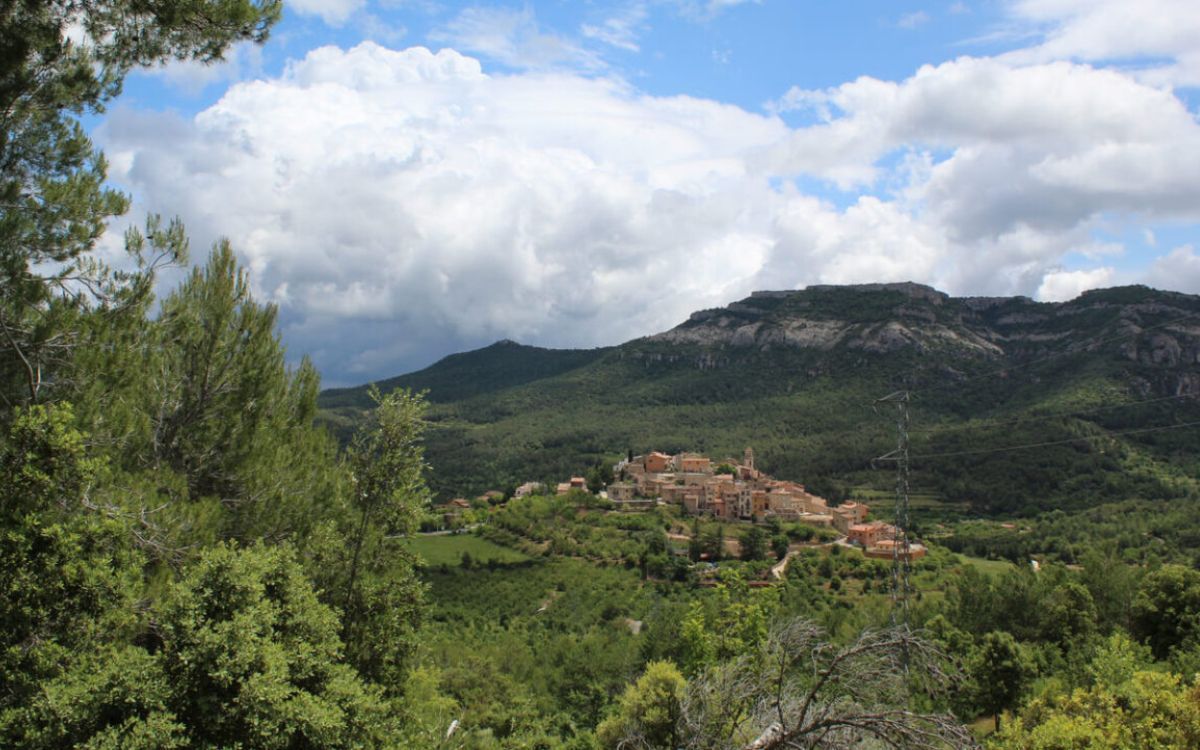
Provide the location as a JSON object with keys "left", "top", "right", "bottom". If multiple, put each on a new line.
{"left": 657, "top": 617, "right": 979, "bottom": 750}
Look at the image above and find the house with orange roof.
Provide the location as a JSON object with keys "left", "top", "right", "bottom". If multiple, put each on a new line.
{"left": 831, "top": 501, "right": 869, "bottom": 533}
{"left": 679, "top": 455, "right": 712, "bottom": 474}
{"left": 848, "top": 521, "right": 896, "bottom": 548}
{"left": 864, "top": 539, "right": 927, "bottom": 561}
{"left": 644, "top": 451, "right": 672, "bottom": 473}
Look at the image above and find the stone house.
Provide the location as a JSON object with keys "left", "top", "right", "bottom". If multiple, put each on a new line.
{"left": 848, "top": 521, "right": 896, "bottom": 548}
{"left": 514, "top": 482, "right": 542, "bottom": 498}
{"left": 644, "top": 451, "right": 672, "bottom": 473}
{"left": 831, "top": 501, "right": 868, "bottom": 533}
{"left": 796, "top": 512, "right": 834, "bottom": 527}
{"left": 608, "top": 482, "right": 636, "bottom": 502}
{"left": 865, "top": 539, "right": 927, "bottom": 561}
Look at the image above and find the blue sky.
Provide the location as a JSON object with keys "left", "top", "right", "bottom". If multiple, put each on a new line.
{"left": 93, "top": 0, "right": 1200, "bottom": 384}
{"left": 119, "top": 2, "right": 1017, "bottom": 119}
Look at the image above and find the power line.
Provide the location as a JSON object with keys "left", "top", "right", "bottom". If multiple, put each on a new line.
{"left": 872, "top": 391, "right": 912, "bottom": 629}
{"left": 909, "top": 419, "right": 1200, "bottom": 460}
{"left": 863, "top": 309, "right": 1199, "bottom": 618}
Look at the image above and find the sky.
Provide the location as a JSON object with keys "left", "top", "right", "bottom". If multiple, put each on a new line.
{"left": 92, "top": 0, "right": 1200, "bottom": 385}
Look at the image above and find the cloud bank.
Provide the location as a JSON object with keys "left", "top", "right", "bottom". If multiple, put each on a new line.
{"left": 1004, "top": 0, "right": 1200, "bottom": 87}
{"left": 100, "top": 36, "right": 1200, "bottom": 384}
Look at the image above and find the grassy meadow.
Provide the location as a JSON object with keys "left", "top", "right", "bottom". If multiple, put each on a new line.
{"left": 409, "top": 533, "right": 532, "bottom": 567}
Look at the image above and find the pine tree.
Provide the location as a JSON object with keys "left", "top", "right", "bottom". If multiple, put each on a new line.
{"left": 1, "top": 1, "right": 280, "bottom": 407}
{"left": 336, "top": 386, "right": 431, "bottom": 690}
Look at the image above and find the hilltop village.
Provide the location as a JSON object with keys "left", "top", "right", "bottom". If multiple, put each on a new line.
{"left": 504, "top": 447, "right": 924, "bottom": 560}
{"left": 612, "top": 447, "right": 864, "bottom": 526}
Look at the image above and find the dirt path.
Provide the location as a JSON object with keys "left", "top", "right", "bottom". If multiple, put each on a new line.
{"left": 770, "top": 550, "right": 797, "bottom": 580}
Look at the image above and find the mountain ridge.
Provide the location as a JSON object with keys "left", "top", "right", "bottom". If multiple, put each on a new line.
{"left": 319, "top": 283, "right": 1200, "bottom": 512}
{"left": 320, "top": 339, "right": 611, "bottom": 407}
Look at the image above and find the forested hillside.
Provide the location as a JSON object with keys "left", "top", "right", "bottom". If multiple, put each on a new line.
{"left": 0, "top": 3, "right": 430, "bottom": 746}
{"left": 321, "top": 283, "right": 1200, "bottom": 514}
{"left": 322, "top": 340, "right": 610, "bottom": 408}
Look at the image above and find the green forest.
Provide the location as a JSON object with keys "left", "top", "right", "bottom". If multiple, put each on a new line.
{"left": 6, "top": 3, "right": 1200, "bottom": 749}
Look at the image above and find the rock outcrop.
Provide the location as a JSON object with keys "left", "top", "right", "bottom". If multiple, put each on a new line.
{"left": 637, "top": 283, "right": 1199, "bottom": 371}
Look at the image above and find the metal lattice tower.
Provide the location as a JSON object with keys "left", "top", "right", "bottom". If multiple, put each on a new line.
{"left": 873, "top": 391, "right": 912, "bottom": 627}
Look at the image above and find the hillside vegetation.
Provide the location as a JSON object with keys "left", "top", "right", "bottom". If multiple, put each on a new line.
{"left": 320, "top": 284, "right": 1200, "bottom": 515}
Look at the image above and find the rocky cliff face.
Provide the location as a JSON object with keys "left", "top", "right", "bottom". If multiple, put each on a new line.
{"left": 652, "top": 315, "right": 1002, "bottom": 356}
{"left": 638, "top": 283, "right": 1200, "bottom": 376}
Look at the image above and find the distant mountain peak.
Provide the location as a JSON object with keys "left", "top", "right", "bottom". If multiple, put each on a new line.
{"left": 643, "top": 283, "right": 1200, "bottom": 361}
{"left": 747, "top": 282, "right": 947, "bottom": 302}
{"left": 804, "top": 281, "right": 948, "bottom": 304}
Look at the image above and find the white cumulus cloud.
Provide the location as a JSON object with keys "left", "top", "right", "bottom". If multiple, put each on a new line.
{"left": 1004, "top": 0, "right": 1200, "bottom": 86}
{"left": 99, "top": 41, "right": 1200, "bottom": 384}
{"left": 1143, "top": 245, "right": 1200, "bottom": 294}
{"left": 101, "top": 44, "right": 793, "bottom": 383}
{"left": 770, "top": 56, "right": 1200, "bottom": 241}
{"left": 1037, "top": 267, "right": 1115, "bottom": 301}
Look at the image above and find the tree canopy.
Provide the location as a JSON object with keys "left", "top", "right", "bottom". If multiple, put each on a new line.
{"left": 0, "top": 0, "right": 280, "bottom": 407}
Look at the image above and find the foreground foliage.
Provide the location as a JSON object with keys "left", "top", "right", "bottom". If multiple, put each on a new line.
{"left": 672, "top": 619, "right": 976, "bottom": 750}
{"left": 11, "top": 543, "right": 396, "bottom": 749}
{"left": 994, "top": 635, "right": 1200, "bottom": 750}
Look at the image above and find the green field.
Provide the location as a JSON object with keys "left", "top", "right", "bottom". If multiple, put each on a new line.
{"left": 851, "top": 487, "right": 968, "bottom": 515}
{"left": 960, "top": 555, "right": 1016, "bottom": 576}
{"left": 408, "top": 533, "right": 531, "bottom": 567}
